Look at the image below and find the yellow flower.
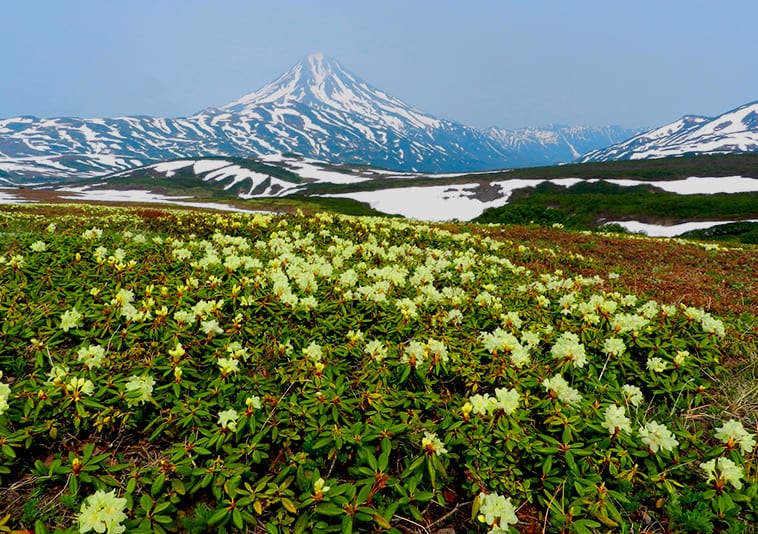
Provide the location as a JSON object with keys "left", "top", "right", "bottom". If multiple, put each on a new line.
{"left": 421, "top": 431, "right": 447, "bottom": 456}
{"left": 218, "top": 409, "right": 239, "bottom": 432}
{"left": 714, "top": 419, "right": 755, "bottom": 454}
{"left": 701, "top": 457, "right": 744, "bottom": 489}
{"left": 124, "top": 375, "right": 155, "bottom": 407}
{"left": 638, "top": 421, "right": 678, "bottom": 453}
{"left": 217, "top": 357, "right": 240, "bottom": 375}
{"left": 602, "top": 405, "right": 632, "bottom": 435}
{"left": 168, "top": 343, "right": 185, "bottom": 359}
{"left": 78, "top": 489, "right": 127, "bottom": 534}
{"left": 314, "top": 477, "right": 330, "bottom": 495}
{"left": 60, "top": 308, "right": 83, "bottom": 332}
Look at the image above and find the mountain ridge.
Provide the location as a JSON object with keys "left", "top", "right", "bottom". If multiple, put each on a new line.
{"left": 0, "top": 53, "right": 636, "bottom": 181}
{"left": 580, "top": 101, "right": 758, "bottom": 162}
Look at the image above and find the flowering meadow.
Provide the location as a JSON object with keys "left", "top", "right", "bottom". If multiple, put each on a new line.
{"left": 0, "top": 204, "right": 755, "bottom": 533}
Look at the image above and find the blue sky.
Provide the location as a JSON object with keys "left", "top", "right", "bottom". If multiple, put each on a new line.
{"left": 4, "top": 1, "right": 757, "bottom": 129}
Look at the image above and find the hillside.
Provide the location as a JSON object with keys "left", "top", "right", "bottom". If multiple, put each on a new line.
{"left": 0, "top": 203, "right": 755, "bottom": 533}
{"left": 1, "top": 154, "right": 757, "bottom": 239}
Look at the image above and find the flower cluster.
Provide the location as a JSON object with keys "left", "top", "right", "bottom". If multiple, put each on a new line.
{"left": 480, "top": 328, "right": 532, "bottom": 367}
{"left": 714, "top": 419, "right": 756, "bottom": 454}
{"left": 77, "top": 344, "right": 106, "bottom": 369}
{"left": 550, "top": 332, "right": 587, "bottom": 367}
{"left": 218, "top": 408, "right": 239, "bottom": 432}
{"left": 364, "top": 339, "right": 388, "bottom": 362}
{"left": 602, "top": 405, "right": 632, "bottom": 435}
{"left": 684, "top": 306, "right": 726, "bottom": 337}
{"left": 542, "top": 374, "right": 582, "bottom": 406}
{"left": 477, "top": 492, "right": 518, "bottom": 533}
{"left": 401, "top": 338, "right": 449, "bottom": 369}
{"left": 60, "top": 307, "right": 83, "bottom": 332}
{"left": 468, "top": 387, "right": 520, "bottom": 416}
{"left": 638, "top": 420, "right": 678, "bottom": 453}
{"left": 0, "top": 372, "right": 10, "bottom": 416}
{"left": 621, "top": 384, "right": 644, "bottom": 407}
{"left": 421, "top": 431, "right": 447, "bottom": 456}
{"left": 701, "top": 457, "right": 745, "bottom": 490}
{"left": 77, "top": 489, "right": 127, "bottom": 534}
{"left": 124, "top": 375, "right": 155, "bottom": 407}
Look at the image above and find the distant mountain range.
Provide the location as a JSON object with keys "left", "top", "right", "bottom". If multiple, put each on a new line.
{"left": 0, "top": 53, "right": 636, "bottom": 182}
{"left": 580, "top": 101, "right": 758, "bottom": 162}
{"left": 0, "top": 53, "right": 756, "bottom": 183}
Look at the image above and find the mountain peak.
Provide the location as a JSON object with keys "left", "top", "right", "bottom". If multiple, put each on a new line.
{"left": 218, "top": 52, "right": 357, "bottom": 113}
{"left": 217, "top": 53, "right": 444, "bottom": 130}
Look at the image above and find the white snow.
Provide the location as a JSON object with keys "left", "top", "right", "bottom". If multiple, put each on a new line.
{"left": 605, "top": 176, "right": 758, "bottom": 194}
{"left": 607, "top": 219, "right": 758, "bottom": 238}
{"left": 258, "top": 155, "right": 371, "bottom": 184}
{"left": 292, "top": 161, "right": 371, "bottom": 184}
{"left": 204, "top": 165, "right": 271, "bottom": 190}
{"left": 58, "top": 187, "right": 271, "bottom": 213}
{"left": 152, "top": 160, "right": 195, "bottom": 177}
{"left": 320, "top": 175, "right": 758, "bottom": 222}
{"left": 193, "top": 160, "right": 232, "bottom": 174}
{"left": 0, "top": 189, "right": 35, "bottom": 203}
{"left": 324, "top": 183, "right": 510, "bottom": 221}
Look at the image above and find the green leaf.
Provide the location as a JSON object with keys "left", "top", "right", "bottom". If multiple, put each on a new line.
{"left": 356, "top": 483, "right": 373, "bottom": 505}
{"left": 378, "top": 438, "right": 391, "bottom": 472}
{"left": 341, "top": 513, "right": 353, "bottom": 534}
{"left": 139, "top": 493, "right": 153, "bottom": 512}
{"left": 153, "top": 515, "right": 174, "bottom": 525}
{"left": 317, "top": 503, "right": 345, "bottom": 516}
{"left": 373, "top": 513, "right": 391, "bottom": 529}
{"left": 34, "top": 519, "right": 49, "bottom": 534}
{"left": 208, "top": 507, "right": 228, "bottom": 526}
{"left": 151, "top": 473, "right": 166, "bottom": 496}
{"left": 281, "top": 497, "right": 298, "bottom": 514}
{"left": 171, "top": 478, "right": 186, "bottom": 495}
{"left": 232, "top": 507, "right": 244, "bottom": 530}
{"left": 542, "top": 454, "right": 553, "bottom": 476}
{"left": 564, "top": 451, "right": 577, "bottom": 472}
{"left": 401, "top": 455, "right": 425, "bottom": 478}
{"left": 293, "top": 512, "right": 311, "bottom": 534}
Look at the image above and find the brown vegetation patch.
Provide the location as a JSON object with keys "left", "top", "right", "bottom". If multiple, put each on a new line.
{"left": 480, "top": 225, "right": 757, "bottom": 319}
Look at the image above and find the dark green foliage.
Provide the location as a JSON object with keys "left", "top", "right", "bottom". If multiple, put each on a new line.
{"left": 475, "top": 181, "right": 758, "bottom": 232}
{"left": 679, "top": 222, "right": 758, "bottom": 245}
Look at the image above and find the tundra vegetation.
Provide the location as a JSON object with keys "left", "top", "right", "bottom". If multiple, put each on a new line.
{"left": 0, "top": 203, "right": 755, "bottom": 533}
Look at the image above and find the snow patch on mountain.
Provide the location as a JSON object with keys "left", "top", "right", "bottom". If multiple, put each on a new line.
{"left": 153, "top": 160, "right": 195, "bottom": 176}
{"left": 581, "top": 102, "right": 758, "bottom": 162}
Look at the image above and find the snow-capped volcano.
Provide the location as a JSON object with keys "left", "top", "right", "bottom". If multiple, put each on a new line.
{"left": 221, "top": 52, "right": 441, "bottom": 130}
{"left": 0, "top": 53, "right": 634, "bottom": 181}
{"left": 580, "top": 101, "right": 758, "bottom": 162}
{"left": 194, "top": 52, "right": 516, "bottom": 172}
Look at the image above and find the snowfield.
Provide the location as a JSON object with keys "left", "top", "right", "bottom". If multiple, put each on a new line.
{"left": 602, "top": 176, "right": 758, "bottom": 195}
{"left": 324, "top": 184, "right": 508, "bottom": 221}
{"left": 607, "top": 219, "right": 758, "bottom": 237}
{"left": 322, "top": 176, "right": 758, "bottom": 222}
{"left": 57, "top": 187, "right": 271, "bottom": 213}
{"left": 0, "top": 169, "right": 756, "bottom": 237}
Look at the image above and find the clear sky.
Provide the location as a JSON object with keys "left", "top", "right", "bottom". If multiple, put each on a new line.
{"left": 4, "top": 1, "right": 757, "bottom": 130}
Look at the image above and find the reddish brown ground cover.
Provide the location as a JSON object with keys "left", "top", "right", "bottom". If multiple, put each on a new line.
{"left": 480, "top": 225, "right": 757, "bottom": 320}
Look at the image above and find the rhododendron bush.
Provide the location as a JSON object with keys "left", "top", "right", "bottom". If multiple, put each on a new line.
{"left": 0, "top": 205, "right": 755, "bottom": 533}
